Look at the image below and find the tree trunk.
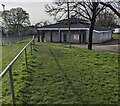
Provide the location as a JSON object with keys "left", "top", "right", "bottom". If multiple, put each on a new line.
{"left": 88, "top": 18, "right": 96, "bottom": 50}
{"left": 88, "top": 3, "right": 98, "bottom": 50}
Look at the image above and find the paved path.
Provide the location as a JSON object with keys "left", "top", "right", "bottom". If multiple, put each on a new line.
{"left": 71, "top": 44, "right": 119, "bottom": 54}
{"left": 38, "top": 39, "right": 120, "bottom": 54}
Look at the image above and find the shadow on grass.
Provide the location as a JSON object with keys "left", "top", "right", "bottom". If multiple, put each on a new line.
{"left": 49, "top": 47, "right": 84, "bottom": 102}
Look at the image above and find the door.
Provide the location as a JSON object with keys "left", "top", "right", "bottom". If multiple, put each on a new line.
{"left": 81, "top": 31, "right": 86, "bottom": 43}
{"left": 41, "top": 31, "right": 45, "bottom": 42}
{"left": 79, "top": 35, "right": 81, "bottom": 44}
{"left": 63, "top": 34, "right": 67, "bottom": 42}
{"left": 82, "top": 33, "right": 86, "bottom": 43}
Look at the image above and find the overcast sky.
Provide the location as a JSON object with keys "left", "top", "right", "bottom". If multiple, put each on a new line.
{"left": 0, "top": 0, "right": 119, "bottom": 25}
{"left": 0, "top": 1, "right": 55, "bottom": 25}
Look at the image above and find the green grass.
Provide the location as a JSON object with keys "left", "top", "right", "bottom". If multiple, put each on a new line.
{"left": 0, "top": 45, "right": 2, "bottom": 105}
{"left": 2, "top": 42, "right": 119, "bottom": 104}
{"left": 1, "top": 38, "right": 33, "bottom": 104}
{"left": 112, "top": 33, "right": 120, "bottom": 39}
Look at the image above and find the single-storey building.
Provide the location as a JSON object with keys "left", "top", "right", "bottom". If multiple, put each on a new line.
{"left": 113, "top": 28, "right": 120, "bottom": 34}
{"left": 37, "top": 18, "right": 112, "bottom": 43}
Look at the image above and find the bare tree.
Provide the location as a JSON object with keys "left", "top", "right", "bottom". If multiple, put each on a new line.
{"left": 74, "top": 2, "right": 105, "bottom": 50}
{"left": 100, "top": 1, "right": 120, "bottom": 18}
{"left": 45, "top": 0, "right": 69, "bottom": 21}
{"left": 96, "top": 9, "right": 118, "bottom": 27}
{"left": 45, "top": 0, "right": 105, "bottom": 50}
{"left": 35, "top": 20, "right": 50, "bottom": 27}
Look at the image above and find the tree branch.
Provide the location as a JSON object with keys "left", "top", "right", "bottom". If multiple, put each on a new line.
{"left": 100, "top": 2, "right": 120, "bottom": 18}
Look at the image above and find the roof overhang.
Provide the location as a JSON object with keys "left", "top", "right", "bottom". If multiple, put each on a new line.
{"left": 37, "top": 28, "right": 111, "bottom": 33}
{"left": 37, "top": 28, "right": 88, "bottom": 31}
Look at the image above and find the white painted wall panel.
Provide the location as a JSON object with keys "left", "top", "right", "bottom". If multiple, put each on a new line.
{"left": 43, "top": 30, "right": 112, "bottom": 43}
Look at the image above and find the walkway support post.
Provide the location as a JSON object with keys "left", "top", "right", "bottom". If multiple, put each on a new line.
{"left": 9, "top": 66, "right": 16, "bottom": 106}
{"left": 33, "top": 36, "right": 35, "bottom": 49}
{"left": 25, "top": 48, "right": 28, "bottom": 70}
{"left": 30, "top": 43, "right": 32, "bottom": 55}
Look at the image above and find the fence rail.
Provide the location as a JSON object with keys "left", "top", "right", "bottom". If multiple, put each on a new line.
{"left": 0, "top": 35, "right": 35, "bottom": 106}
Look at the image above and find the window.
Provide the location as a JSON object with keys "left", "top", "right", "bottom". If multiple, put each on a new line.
{"left": 74, "top": 34, "right": 79, "bottom": 40}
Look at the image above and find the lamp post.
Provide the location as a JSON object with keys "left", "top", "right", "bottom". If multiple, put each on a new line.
{"left": 67, "top": 0, "right": 71, "bottom": 48}
{"left": 2, "top": 4, "right": 5, "bottom": 11}
{"left": 1, "top": 4, "right": 5, "bottom": 46}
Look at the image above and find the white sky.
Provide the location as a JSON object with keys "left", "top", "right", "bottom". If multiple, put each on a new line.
{"left": 0, "top": 1, "right": 55, "bottom": 25}
{"left": 0, "top": 0, "right": 54, "bottom": 2}
{"left": 0, "top": 0, "right": 119, "bottom": 25}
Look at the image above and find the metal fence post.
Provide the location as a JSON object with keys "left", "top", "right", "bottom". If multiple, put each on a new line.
{"left": 9, "top": 66, "right": 16, "bottom": 106}
{"left": 0, "top": 37, "right": 35, "bottom": 105}
{"left": 24, "top": 48, "right": 28, "bottom": 70}
{"left": 30, "top": 43, "right": 32, "bottom": 55}
{"left": 33, "top": 36, "right": 35, "bottom": 49}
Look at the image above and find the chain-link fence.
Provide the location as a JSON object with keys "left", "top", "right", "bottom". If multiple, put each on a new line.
{"left": 1, "top": 35, "right": 34, "bottom": 45}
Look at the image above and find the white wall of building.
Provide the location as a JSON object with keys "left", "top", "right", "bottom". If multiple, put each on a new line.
{"left": 42, "top": 29, "right": 112, "bottom": 43}
{"left": 86, "top": 30, "right": 112, "bottom": 43}
{"left": 113, "top": 28, "right": 120, "bottom": 34}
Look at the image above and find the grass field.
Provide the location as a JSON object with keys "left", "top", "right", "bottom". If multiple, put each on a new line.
{"left": 2, "top": 42, "right": 119, "bottom": 104}
{"left": 2, "top": 39, "right": 32, "bottom": 104}
{"left": 0, "top": 45, "right": 2, "bottom": 105}
{"left": 112, "top": 33, "right": 120, "bottom": 39}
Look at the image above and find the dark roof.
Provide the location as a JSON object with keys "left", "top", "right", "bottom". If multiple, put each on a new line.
{"left": 94, "top": 26, "right": 111, "bottom": 31}
{"left": 39, "top": 22, "right": 89, "bottom": 29}
{"left": 58, "top": 18, "right": 90, "bottom": 24}
{"left": 38, "top": 18, "right": 111, "bottom": 31}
